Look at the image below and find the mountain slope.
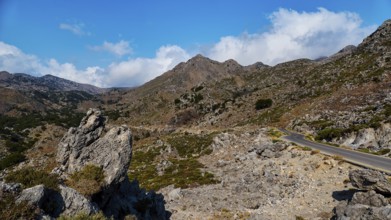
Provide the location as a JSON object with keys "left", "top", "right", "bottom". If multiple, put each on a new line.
{"left": 103, "top": 19, "right": 390, "bottom": 134}
{"left": 0, "top": 71, "right": 107, "bottom": 94}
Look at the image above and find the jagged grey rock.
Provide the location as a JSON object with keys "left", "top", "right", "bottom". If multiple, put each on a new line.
{"left": 60, "top": 185, "right": 99, "bottom": 216}
{"left": 349, "top": 169, "right": 391, "bottom": 195}
{"left": 333, "top": 169, "right": 391, "bottom": 219}
{"left": 55, "top": 108, "right": 168, "bottom": 219}
{"left": 350, "top": 190, "right": 389, "bottom": 207}
{"left": 167, "top": 188, "right": 182, "bottom": 201}
{"left": 0, "top": 181, "right": 21, "bottom": 193}
{"left": 16, "top": 184, "right": 46, "bottom": 206}
{"left": 56, "top": 108, "right": 132, "bottom": 187}
{"left": 334, "top": 202, "right": 391, "bottom": 220}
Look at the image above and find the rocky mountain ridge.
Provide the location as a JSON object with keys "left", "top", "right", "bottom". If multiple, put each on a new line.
{"left": 0, "top": 71, "right": 107, "bottom": 94}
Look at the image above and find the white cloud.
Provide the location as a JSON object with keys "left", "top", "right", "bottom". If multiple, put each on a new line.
{"left": 90, "top": 40, "right": 132, "bottom": 56}
{"left": 0, "top": 41, "right": 189, "bottom": 87}
{"left": 0, "top": 8, "right": 379, "bottom": 88}
{"left": 0, "top": 42, "right": 42, "bottom": 74}
{"left": 0, "top": 41, "right": 106, "bottom": 87}
{"left": 59, "top": 23, "right": 90, "bottom": 36}
{"left": 106, "top": 45, "right": 190, "bottom": 87}
{"left": 206, "top": 8, "right": 376, "bottom": 65}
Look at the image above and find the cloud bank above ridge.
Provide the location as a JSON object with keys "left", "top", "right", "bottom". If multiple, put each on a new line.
{"left": 0, "top": 8, "right": 376, "bottom": 87}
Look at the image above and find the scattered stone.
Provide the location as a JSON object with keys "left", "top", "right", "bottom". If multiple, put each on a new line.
{"left": 0, "top": 181, "right": 21, "bottom": 193}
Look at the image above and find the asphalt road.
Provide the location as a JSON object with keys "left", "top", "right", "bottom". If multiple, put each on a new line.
{"left": 279, "top": 128, "right": 391, "bottom": 173}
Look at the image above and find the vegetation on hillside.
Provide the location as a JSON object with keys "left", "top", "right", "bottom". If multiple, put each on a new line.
{"left": 128, "top": 133, "right": 218, "bottom": 191}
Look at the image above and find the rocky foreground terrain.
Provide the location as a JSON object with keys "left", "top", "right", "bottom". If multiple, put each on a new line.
{"left": 1, "top": 110, "right": 390, "bottom": 219}
{"left": 159, "top": 128, "right": 356, "bottom": 219}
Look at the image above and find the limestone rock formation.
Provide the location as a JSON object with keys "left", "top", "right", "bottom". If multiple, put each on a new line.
{"left": 56, "top": 108, "right": 132, "bottom": 186}
{"left": 333, "top": 169, "right": 391, "bottom": 219}
{"left": 15, "top": 109, "right": 169, "bottom": 219}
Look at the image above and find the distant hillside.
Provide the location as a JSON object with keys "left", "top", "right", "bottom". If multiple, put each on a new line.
{"left": 0, "top": 72, "right": 108, "bottom": 116}
{"left": 0, "top": 71, "right": 107, "bottom": 94}
{"left": 102, "top": 19, "right": 390, "bottom": 135}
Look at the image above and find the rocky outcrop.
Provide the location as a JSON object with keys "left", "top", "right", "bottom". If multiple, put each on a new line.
{"left": 333, "top": 169, "right": 391, "bottom": 219}
{"left": 15, "top": 109, "right": 170, "bottom": 219}
{"left": 56, "top": 108, "right": 132, "bottom": 186}
{"left": 349, "top": 169, "right": 391, "bottom": 196}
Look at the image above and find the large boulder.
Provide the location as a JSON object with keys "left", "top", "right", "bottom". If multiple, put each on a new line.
{"left": 16, "top": 185, "right": 46, "bottom": 207}
{"left": 60, "top": 185, "right": 99, "bottom": 216}
{"left": 334, "top": 202, "right": 391, "bottom": 220}
{"left": 16, "top": 184, "right": 98, "bottom": 218}
{"left": 333, "top": 169, "right": 391, "bottom": 219}
{"left": 349, "top": 169, "right": 391, "bottom": 196}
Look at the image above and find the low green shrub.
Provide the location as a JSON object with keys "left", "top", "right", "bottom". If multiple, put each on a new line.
{"left": 316, "top": 128, "right": 345, "bottom": 141}
{"left": 0, "top": 152, "right": 26, "bottom": 170}
{"left": 129, "top": 157, "right": 218, "bottom": 191}
{"left": 58, "top": 211, "right": 107, "bottom": 220}
{"left": 377, "top": 148, "right": 391, "bottom": 155}
{"left": 5, "top": 167, "right": 60, "bottom": 191}
{"left": 167, "top": 133, "right": 214, "bottom": 158}
{"left": 0, "top": 195, "right": 38, "bottom": 220}
{"left": 255, "top": 99, "right": 273, "bottom": 110}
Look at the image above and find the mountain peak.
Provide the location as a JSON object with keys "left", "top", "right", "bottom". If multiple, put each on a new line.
{"left": 359, "top": 19, "right": 391, "bottom": 52}
{"left": 187, "top": 54, "right": 212, "bottom": 63}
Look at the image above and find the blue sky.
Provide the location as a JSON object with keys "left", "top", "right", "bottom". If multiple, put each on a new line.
{"left": 0, "top": 0, "right": 390, "bottom": 87}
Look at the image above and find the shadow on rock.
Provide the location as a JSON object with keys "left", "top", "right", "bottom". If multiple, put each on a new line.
{"left": 331, "top": 189, "right": 359, "bottom": 201}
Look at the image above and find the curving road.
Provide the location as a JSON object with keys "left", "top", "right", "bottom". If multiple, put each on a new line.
{"left": 279, "top": 128, "right": 391, "bottom": 174}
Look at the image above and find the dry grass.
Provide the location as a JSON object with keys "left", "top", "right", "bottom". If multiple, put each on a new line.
{"left": 311, "top": 150, "right": 320, "bottom": 155}
{"left": 66, "top": 164, "right": 105, "bottom": 197}
{"left": 332, "top": 155, "right": 344, "bottom": 161}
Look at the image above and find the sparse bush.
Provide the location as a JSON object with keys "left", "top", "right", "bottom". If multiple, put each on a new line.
{"left": 66, "top": 164, "right": 105, "bottom": 197}
{"left": 255, "top": 98, "right": 273, "bottom": 110}
{"left": 316, "top": 128, "right": 345, "bottom": 141}
{"left": 58, "top": 211, "right": 107, "bottom": 220}
{"left": 5, "top": 167, "right": 60, "bottom": 191}
{"left": 0, "top": 152, "right": 26, "bottom": 170}
{"left": 167, "top": 133, "right": 214, "bottom": 158}
{"left": 268, "top": 128, "right": 284, "bottom": 138}
{"left": 332, "top": 155, "right": 344, "bottom": 161}
{"left": 0, "top": 198, "right": 39, "bottom": 220}
{"left": 193, "top": 93, "right": 203, "bottom": 103}
{"left": 377, "top": 148, "right": 390, "bottom": 155}
{"left": 311, "top": 150, "right": 320, "bottom": 155}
